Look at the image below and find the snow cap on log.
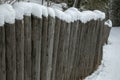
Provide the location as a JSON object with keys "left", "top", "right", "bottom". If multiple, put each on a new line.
{"left": 0, "top": 4, "right": 15, "bottom": 26}
{"left": 93, "top": 10, "right": 105, "bottom": 20}
{"left": 42, "top": 5, "right": 48, "bottom": 17}
{"left": 79, "top": 10, "right": 105, "bottom": 23}
{"left": 13, "top": 2, "right": 43, "bottom": 19}
{"left": 65, "top": 7, "right": 81, "bottom": 22}
{"left": 105, "top": 19, "right": 112, "bottom": 27}
{"left": 48, "top": 7, "right": 55, "bottom": 18}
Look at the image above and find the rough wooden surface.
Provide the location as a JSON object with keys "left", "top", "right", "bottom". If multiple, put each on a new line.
{"left": 0, "top": 26, "right": 6, "bottom": 80}
{"left": 24, "top": 16, "right": 32, "bottom": 80}
{"left": 5, "top": 23, "right": 16, "bottom": 80}
{"left": 46, "top": 16, "right": 55, "bottom": 80}
{"left": 15, "top": 20, "right": 24, "bottom": 80}
{"left": 31, "top": 16, "right": 42, "bottom": 80}
{"left": 51, "top": 17, "right": 61, "bottom": 80}
{"left": 40, "top": 16, "right": 48, "bottom": 80}
{"left": 55, "top": 21, "right": 71, "bottom": 80}
{"left": 0, "top": 15, "right": 111, "bottom": 80}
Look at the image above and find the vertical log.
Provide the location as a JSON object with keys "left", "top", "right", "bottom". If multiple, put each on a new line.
{"left": 51, "top": 17, "right": 61, "bottom": 80}
{"left": 55, "top": 21, "right": 71, "bottom": 80}
{"left": 5, "top": 23, "right": 16, "bottom": 80}
{"left": 15, "top": 19, "right": 24, "bottom": 80}
{"left": 0, "top": 26, "right": 6, "bottom": 80}
{"left": 40, "top": 16, "right": 48, "bottom": 80}
{"left": 91, "top": 20, "right": 100, "bottom": 72}
{"left": 71, "top": 22, "right": 87, "bottom": 80}
{"left": 55, "top": 21, "right": 66, "bottom": 80}
{"left": 103, "top": 25, "right": 111, "bottom": 44}
{"left": 46, "top": 16, "right": 55, "bottom": 80}
{"left": 87, "top": 20, "right": 98, "bottom": 75}
{"left": 63, "top": 22, "right": 71, "bottom": 80}
{"left": 24, "top": 16, "right": 32, "bottom": 80}
{"left": 31, "top": 16, "right": 42, "bottom": 80}
{"left": 94, "top": 20, "right": 104, "bottom": 70}
{"left": 68, "top": 21, "right": 79, "bottom": 80}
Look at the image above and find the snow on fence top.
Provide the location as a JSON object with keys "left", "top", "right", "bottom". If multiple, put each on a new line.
{"left": 0, "top": 4, "right": 15, "bottom": 26}
{"left": 0, "top": 2, "right": 106, "bottom": 26}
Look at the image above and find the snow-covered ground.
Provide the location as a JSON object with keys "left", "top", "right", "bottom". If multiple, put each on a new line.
{"left": 85, "top": 27, "right": 120, "bottom": 80}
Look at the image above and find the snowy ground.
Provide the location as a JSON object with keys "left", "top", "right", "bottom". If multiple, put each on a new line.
{"left": 85, "top": 27, "right": 120, "bottom": 80}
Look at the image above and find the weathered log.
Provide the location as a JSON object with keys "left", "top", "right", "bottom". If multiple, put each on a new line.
{"left": 88, "top": 20, "right": 99, "bottom": 74}
{"left": 5, "top": 23, "right": 16, "bottom": 80}
{"left": 31, "top": 16, "right": 42, "bottom": 80}
{"left": 93, "top": 20, "right": 104, "bottom": 70}
{"left": 51, "top": 17, "right": 61, "bottom": 80}
{"left": 62, "top": 22, "right": 71, "bottom": 80}
{"left": 68, "top": 21, "right": 79, "bottom": 80}
{"left": 55, "top": 21, "right": 71, "bottom": 80}
{"left": 0, "top": 26, "right": 6, "bottom": 80}
{"left": 103, "top": 25, "right": 111, "bottom": 44}
{"left": 55, "top": 21, "right": 67, "bottom": 80}
{"left": 24, "top": 16, "right": 32, "bottom": 80}
{"left": 46, "top": 15, "right": 55, "bottom": 80}
{"left": 40, "top": 16, "right": 48, "bottom": 80}
{"left": 15, "top": 19, "right": 24, "bottom": 80}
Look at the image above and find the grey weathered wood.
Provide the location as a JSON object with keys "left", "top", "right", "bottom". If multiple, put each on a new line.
{"left": 40, "top": 16, "right": 48, "bottom": 80}
{"left": 61, "top": 22, "right": 71, "bottom": 80}
{"left": 90, "top": 20, "right": 100, "bottom": 72}
{"left": 31, "top": 16, "right": 42, "bottom": 80}
{"left": 70, "top": 22, "right": 87, "bottom": 80}
{"left": 0, "top": 26, "right": 6, "bottom": 80}
{"left": 55, "top": 21, "right": 66, "bottom": 80}
{"left": 88, "top": 21, "right": 98, "bottom": 75}
{"left": 55, "top": 21, "right": 71, "bottom": 80}
{"left": 68, "top": 21, "right": 79, "bottom": 80}
{"left": 24, "top": 16, "right": 32, "bottom": 80}
{"left": 5, "top": 23, "right": 16, "bottom": 80}
{"left": 93, "top": 20, "right": 104, "bottom": 70}
{"left": 46, "top": 16, "right": 55, "bottom": 80}
{"left": 51, "top": 17, "right": 61, "bottom": 80}
{"left": 15, "top": 20, "right": 24, "bottom": 80}
{"left": 103, "top": 25, "right": 111, "bottom": 44}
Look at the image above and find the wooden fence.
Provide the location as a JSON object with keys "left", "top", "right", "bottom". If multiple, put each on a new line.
{"left": 0, "top": 14, "right": 111, "bottom": 80}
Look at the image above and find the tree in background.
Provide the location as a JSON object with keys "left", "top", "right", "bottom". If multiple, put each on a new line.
{"left": 110, "top": 0, "right": 120, "bottom": 26}
{"left": 47, "top": 0, "right": 110, "bottom": 19}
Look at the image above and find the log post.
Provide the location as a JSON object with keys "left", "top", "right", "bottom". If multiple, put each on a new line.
{"left": 15, "top": 19, "right": 24, "bottom": 80}
{"left": 55, "top": 21, "right": 71, "bottom": 80}
{"left": 51, "top": 17, "right": 61, "bottom": 80}
{"left": 31, "top": 16, "right": 42, "bottom": 80}
{"left": 0, "top": 26, "right": 6, "bottom": 80}
{"left": 5, "top": 23, "right": 16, "bottom": 80}
{"left": 40, "top": 16, "right": 48, "bottom": 80}
{"left": 55, "top": 21, "right": 67, "bottom": 80}
{"left": 62, "top": 22, "right": 71, "bottom": 80}
{"left": 68, "top": 21, "right": 79, "bottom": 80}
{"left": 24, "top": 16, "right": 32, "bottom": 80}
{"left": 45, "top": 15, "right": 55, "bottom": 80}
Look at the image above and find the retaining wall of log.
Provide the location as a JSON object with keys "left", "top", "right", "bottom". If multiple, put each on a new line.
{"left": 0, "top": 14, "right": 111, "bottom": 80}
